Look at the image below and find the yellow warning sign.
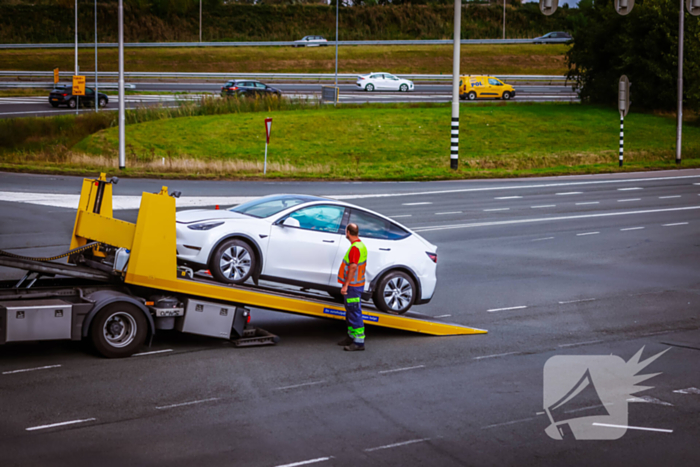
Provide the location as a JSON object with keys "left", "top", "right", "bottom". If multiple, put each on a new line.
{"left": 53, "top": 68, "right": 59, "bottom": 84}
{"left": 72, "top": 75, "right": 86, "bottom": 96}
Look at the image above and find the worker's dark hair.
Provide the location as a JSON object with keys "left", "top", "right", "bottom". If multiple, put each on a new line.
{"left": 346, "top": 223, "right": 359, "bottom": 236}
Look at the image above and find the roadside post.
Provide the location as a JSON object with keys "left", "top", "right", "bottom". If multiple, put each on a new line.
{"left": 95, "top": 0, "right": 98, "bottom": 113}
{"left": 118, "top": 0, "right": 125, "bottom": 170}
{"left": 450, "top": 0, "right": 461, "bottom": 170}
{"left": 53, "top": 68, "right": 59, "bottom": 89}
{"left": 618, "top": 75, "right": 631, "bottom": 167}
{"left": 73, "top": 75, "right": 85, "bottom": 112}
{"left": 264, "top": 117, "right": 273, "bottom": 175}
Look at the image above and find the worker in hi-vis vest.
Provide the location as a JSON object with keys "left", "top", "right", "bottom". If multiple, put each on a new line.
{"left": 337, "top": 223, "right": 368, "bottom": 351}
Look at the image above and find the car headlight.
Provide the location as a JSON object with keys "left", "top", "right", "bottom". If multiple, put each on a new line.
{"left": 187, "top": 221, "right": 224, "bottom": 231}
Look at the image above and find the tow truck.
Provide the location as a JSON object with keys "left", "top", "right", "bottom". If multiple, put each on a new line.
{"left": 0, "top": 175, "right": 486, "bottom": 358}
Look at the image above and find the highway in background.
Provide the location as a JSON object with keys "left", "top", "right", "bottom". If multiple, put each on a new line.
{"left": 0, "top": 170, "right": 698, "bottom": 466}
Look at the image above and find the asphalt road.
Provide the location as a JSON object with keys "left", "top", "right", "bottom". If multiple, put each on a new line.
{"left": 0, "top": 83, "right": 577, "bottom": 118}
{"left": 0, "top": 170, "right": 698, "bottom": 466}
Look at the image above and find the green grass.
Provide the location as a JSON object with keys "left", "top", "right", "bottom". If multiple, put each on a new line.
{"left": 63, "top": 102, "right": 700, "bottom": 180}
{"left": 0, "top": 44, "right": 570, "bottom": 76}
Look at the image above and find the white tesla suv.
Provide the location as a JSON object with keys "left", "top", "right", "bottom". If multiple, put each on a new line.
{"left": 176, "top": 195, "right": 438, "bottom": 314}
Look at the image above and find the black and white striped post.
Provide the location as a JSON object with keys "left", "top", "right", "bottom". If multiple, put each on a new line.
{"left": 618, "top": 75, "right": 630, "bottom": 168}
{"left": 450, "top": 0, "right": 461, "bottom": 170}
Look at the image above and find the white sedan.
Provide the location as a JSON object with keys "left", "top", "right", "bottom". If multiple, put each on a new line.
{"left": 175, "top": 195, "right": 438, "bottom": 314}
{"left": 293, "top": 36, "right": 328, "bottom": 47}
{"left": 357, "top": 73, "right": 414, "bottom": 92}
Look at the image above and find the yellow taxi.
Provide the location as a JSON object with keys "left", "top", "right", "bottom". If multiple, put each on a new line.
{"left": 459, "top": 76, "right": 516, "bottom": 101}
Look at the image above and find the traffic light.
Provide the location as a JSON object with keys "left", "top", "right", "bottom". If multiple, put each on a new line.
{"left": 539, "top": 0, "right": 558, "bottom": 16}
{"left": 615, "top": 0, "right": 635, "bottom": 15}
{"left": 688, "top": 0, "right": 700, "bottom": 16}
{"left": 619, "top": 75, "right": 631, "bottom": 117}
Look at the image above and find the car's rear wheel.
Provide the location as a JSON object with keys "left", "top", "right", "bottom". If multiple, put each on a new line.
{"left": 467, "top": 91, "right": 477, "bottom": 100}
{"left": 210, "top": 238, "right": 256, "bottom": 285}
{"left": 399, "top": 84, "right": 408, "bottom": 92}
{"left": 365, "top": 84, "right": 375, "bottom": 92}
{"left": 373, "top": 271, "right": 416, "bottom": 315}
{"left": 502, "top": 91, "right": 511, "bottom": 100}
{"left": 98, "top": 98, "right": 107, "bottom": 108}
{"left": 68, "top": 99, "right": 76, "bottom": 109}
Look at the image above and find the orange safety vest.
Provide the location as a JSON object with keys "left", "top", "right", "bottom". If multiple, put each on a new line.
{"left": 337, "top": 240, "right": 367, "bottom": 287}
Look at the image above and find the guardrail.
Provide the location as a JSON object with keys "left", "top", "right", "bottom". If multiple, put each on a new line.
{"left": 0, "top": 71, "right": 570, "bottom": 84}
{"left": 0, "top": 38, "right": 571, "bottom": 49}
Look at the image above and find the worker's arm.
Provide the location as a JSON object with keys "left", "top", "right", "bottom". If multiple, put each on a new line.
{"left": 341, "top": 263, "right": 357, "bottom": 295}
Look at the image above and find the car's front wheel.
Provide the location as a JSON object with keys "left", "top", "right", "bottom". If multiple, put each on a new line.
{"left": 467, "top": 91, "right": 477, "bottom": 100}
{"left": 365, "top": 84, "right": 374, "bottom": 92}
{"left": 502, "top": 91, "right": 511, "bottom": 100}
{"left": 68, "top": 98, "right": 77, "bottom": 109}
{"left": 210, "top": 238, "right": 256, "bottom": 285}
{"left": 399, "top": 84, "right": 408, "bottom": 92}
{"left": 99, "top": 98, "right": 107, "bottom": 108}
{"left": 373, "top": 271, "right": 416, "bottom": 315}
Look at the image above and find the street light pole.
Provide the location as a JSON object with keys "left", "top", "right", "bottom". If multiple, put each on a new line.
{"left": 503, "top": 0, "right": 506, "bottom": 40}
{"left": 75, "top": 0, "right": 79, "bottom": 115}
{"left": 118, "top": 0, "right": 125, "bottom": 170}
{"left": 450, "top": 0, "right": 461, "bottom": 170}
{"left": 676, "top": 0, "right": 684, "bottom": 164}
{"left": 200, "top": 0, "right": 202, "bottom": 43}
{"left": 335, "top": 0, "right": 339, "bottom": 88}
{"left": 95, "top": 0, "right": 98, "bottom": 113}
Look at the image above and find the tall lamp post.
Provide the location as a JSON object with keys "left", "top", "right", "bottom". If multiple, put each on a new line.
{"left": 503, "top": 0, "right": 506, "bottom": 40}
{"left": 200, "top": 0, "right": 202, "bottom": 43}
{"left": 118, "top": 0, "right": 125, "bottom": 170}
{"left": 450, "top": 0, "right": 461, "bottom": 170}
{"left": 75, "top": 0, "right": 79, "bottom": 115}
{"left": 95, "top": 0, "right": 98, "bottom": 112}
{"left": 335, "top": 0, "right": 339, "bottom": 89}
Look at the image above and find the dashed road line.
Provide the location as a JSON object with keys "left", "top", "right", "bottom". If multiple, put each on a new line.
{"left": 435, "top": 211, "right": 462, "bottom": 215}
{"left": 532, "top": 237, "right": 555, "bottom": 241}
{"left": 483, "top": 208, "right": 510, "bottom": 212}
{"left": 155, "top": 398, "right": 220, "bottom": 410}
{"left": 558, "top": 340, "right": 603, "bottom": 348}
{"left": 274, "top": 381, "right": 326, "bottom": 391}
{"left": 531, "top": 205, "right": 556, "bottom": 208}
{"left": 391, "top": 215, "right": 412, "bottom": 218}
{"left": 495, "top": 196, "right": 522, "bottom": 200}
{"left": 559, "top": 298, "right": 596, "bottom": 304}
{"left": 627, "top": 396, "right": 673, "bottom": 406}
{"left": 481, "top": 417, "right": 535, "bottom": 429}
{"left": 275, "top": 457, "right": 333, "bottom": 467}
{"left": 474, "top": 351, "right": 521, "bottom": 360}
{"left": 673, "top": 387, "right": 700, "bottom": 395}
{"left": 659, "top": 195, "right": 681, "bottom": 199}
{"left": 576, "top": 201, "right": 599, "bottom": 205}
{"left": 618, "top": 187, "right": 643, "bottom": 191}
{"left": 2, "top": 364, "right": 61, "bottom": 375}
{"left": 364, "top": 438, "right": 431, "bottom": 452}
{"left": 487, "top": 306, "right": 527, "bottom": 312}
{"left": 434, "top": 314, "right": 452, "bottom": 318}
{"left": 621, "top": 227, "right": 645, "bottom": 231}
{"left": 618, "top": 198, "right": 641, "bottom": 202}
{"left": 379, "top": 365, "right": 425, "bottom": 375}
{"left": 556, "top": 192, "right": 583, "bottom": 195}
{"left": 577, "top": 232, "right": 600, "bottom": 236}
{"left": 592, "top": 423, "right": 673, "bottom": 434}
{"left": 402, "top": 202, "right": 432, "bottom": 206}
{"left": 132, "top": 349, "right": 173, "bottom": 357}
{"left": 26, "top": 418, "right": 96, "bottom": 432}
{"left": 663, "top": 222, "right": 688, "bottom": 226}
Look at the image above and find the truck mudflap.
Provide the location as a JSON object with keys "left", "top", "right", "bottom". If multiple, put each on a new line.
{"left": 231, "top": 327, "right": 280, "bottom": 348}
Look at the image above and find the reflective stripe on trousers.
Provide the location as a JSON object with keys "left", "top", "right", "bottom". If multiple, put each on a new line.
{"left": 344, "top": 286, "right": 365, "bottom": 345}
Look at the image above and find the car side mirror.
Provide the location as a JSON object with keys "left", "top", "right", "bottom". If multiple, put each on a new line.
{"left": 282, "top": 217, "right": 300, "bottom": 228}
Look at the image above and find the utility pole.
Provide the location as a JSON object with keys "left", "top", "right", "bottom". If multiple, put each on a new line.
{"left": 450, "top": 0, "right": 461, "bottom": 170}
{"left": 118, "top": 0, "right": 125, "bottom": 170}
{"left": 75, "top": 0, "right": 79, "bottom": 115}
{"left": 200, "top": 0, "right": 202, "bottom": 43}
{"left": 503, "top": 0, "right": 506, "bottom": 40}
{"left": 335, "top": 0, "right": 339, "bottom": 88}
{"left": 676, "top": 0, "right": 684, "bottom": 164}
{"left": 95, "top": 0, "right": 98, "bottom": 113}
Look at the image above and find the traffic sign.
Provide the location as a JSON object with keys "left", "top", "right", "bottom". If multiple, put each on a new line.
{"left": 53, "top": 68, "right": 59, "bottom": 84}
{"left": 615, "top": 0, "right": 635, "bottom": 16}
{"left": 688, "top": 0, "right": 700, "bottom": 16}
{"left": 265, "top": 117, "right": 273, "bottom": 144}
{"left": 539, "top": 0, "right": 559, "bottom": 16}
{"left": 619, "top": 75, "right": 631, "bottom": 117}
{"left": 72, "top": 75, "right": 86, "bottom": 96}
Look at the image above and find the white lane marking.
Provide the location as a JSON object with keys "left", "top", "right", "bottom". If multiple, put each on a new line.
{"left": 576, "top": 202, "right": 599, "bottom": 205}
{"left": 412, "top": 206, "right": 700, "bottom": 233}
{"left": 26, "top": 418, "right": 96, "bottom": 431}
{"left": 564, "top": 403, "right": 613, "bottom": 414}
{"left": 274, "top": 457, "right": 333, "bottom": 467}
{"left": 659, "top": 195, "right": 681, "bottom": 199}
{"left": 2, "top": 364, "right": 61, "bottom": 375}
{"left": 402, "top": 202, "right": 432, "bottom": 206}
{"left": 673, "top": 387, "right": 700, "bottom": 394}
{"left": 577, "top": 232, "right": 599, "bottom": 236}
{"left": 364, "top": 438, "right": 431, "bottom": 452}
{"left": 474, "top": 351, "right": 521, "bottom": 360}
{"left": 390, "top": 215, "right": 412, "bottom": 218}
{"left": 621, "top": 227, "right": 645, "bottom": 231}
{"left": 559, "top": 298, "right": 596, "bottom": 304}
{"left": 132, "top": 349, "right": 173, "bottom": 357}
{"left": 694, "top": 183, "right": 700, "bottom": 185}
{"left": 155, "top": 397, "right": 219, "bottom": 410}
{"left": 556, "top": 192, "right": 583, "bottom": 195}
{"left": 495, "top": 196, "right": 522, "bottom": 200}
{"left": 483, "top": 208, "right": 510, "bottom": 212}
{"left": 618, "top": 187, "right": 643, "bottom": 191}
{"left": 627, "top": 396, "right": 673, "bottom": 406}
{"left": 274, "top": 381, "right": 326, "bottom": 391}
{"left": 531, "top": 205, "right": 556, "bottom": 208}
{"left": 663, "top": 222, "right": 688, "bottom": 226}
{"left": 618, "top": 198, "right": 641, "bottom": 202}
{"left": 434, "top": 314, "right": 452, "bottom": 318}
{"left": 328, "top": 175, "right": 700, "bottom": 200}
{"left": 532, "top": 237, "right": 555, "bottom": 241}
{"left": 592, "top": 423, "right": 673, "bottom": 433}
{"left": 481, "top": 417, "right": 535, "bottom": 429}
{"left": 487, "top": 306, "right": 527, "bottom": 312}
{"left": 379, "top": 365, "right": 425, "bottom": 375}
{"left": 559, "top": 340, "right": 604, "bottom": 348}
{"left": 435, "top": 211, "right": 462, "bottom": 215}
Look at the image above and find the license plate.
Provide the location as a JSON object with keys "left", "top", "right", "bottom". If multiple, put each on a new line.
{"left": 51, "top": 98, "right": 58, "bottom": 101}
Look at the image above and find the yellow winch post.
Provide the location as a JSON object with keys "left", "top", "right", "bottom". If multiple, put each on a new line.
{"left": 71, "top": 175, "right": 487, "bottom": 336}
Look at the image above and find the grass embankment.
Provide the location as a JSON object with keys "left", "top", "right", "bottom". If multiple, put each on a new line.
{"left": 0, "top": 44, "right": 569, "bottom": 76}
{"left": 2, "top": 102, "right": 698, "bottom": 180}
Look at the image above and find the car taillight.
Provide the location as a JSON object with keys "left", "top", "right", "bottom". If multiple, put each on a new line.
{"left": 229, "top": 86, "right": 238, "bottom": 91}
{"left": 359, "top": 77, "right": 365, "bottom": 80}
{"left": 426, "top": 252, "right": 437, "bottom": 263}
{"left": 62, "top": 93, "right": 68, "bottom": 97}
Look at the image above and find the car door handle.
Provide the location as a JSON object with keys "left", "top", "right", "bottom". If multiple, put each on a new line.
{"left": 323, "top": 240, "right": 335, "bottom": 243}
{"left": 379, "top": 248, "right": 391, "bottom": 251}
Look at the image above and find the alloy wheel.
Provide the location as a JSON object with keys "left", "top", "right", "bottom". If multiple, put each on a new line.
{"left": 219, "top": 245, "right": 252, "bottom": 281}
{"left": 383, "top": 276, "right": 413, "bottom": 312}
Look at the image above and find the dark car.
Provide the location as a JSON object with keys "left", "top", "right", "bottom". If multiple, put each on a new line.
{"left": 49, "top": 85, "right": 108, "bottom": 109}
{"left": 533, "top": 31, "right": 572, "bottom": 44}
{"left": 220, "top": 80, "right": 282, "bottom": 98}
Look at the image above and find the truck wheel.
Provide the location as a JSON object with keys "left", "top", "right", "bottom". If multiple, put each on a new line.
{"left": 373, "top": 271, "right": 415, "bottom": 315}
{"left": 90, "top": 303, "right": 147, "bottom": 358}
{"left": 210, "top": 238, "right": 256, "bottom": 284}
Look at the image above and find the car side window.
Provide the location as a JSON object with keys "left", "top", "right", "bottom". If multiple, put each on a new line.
{"left": 85, "top": 88, "right": 94, "bottom": 95}
{"left": 370, "top": 74, "right": 379, "bottom": 79}
{"left": 488, "top": 78, "right": 503, "bottom": 86}
{"left": 348, "top": 209, "right": 392, "bottom": 240}
{"left": 288, "top": 205, "right": 345, "bottom": 233}
{"left": 254, "top": 82, "right": 266, "bottom": 89}
{"left": 386, "top": 75, "right": 399, "bottom": 81}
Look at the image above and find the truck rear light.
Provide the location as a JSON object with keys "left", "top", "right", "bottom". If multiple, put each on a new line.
{"left": 426, "top": 252, "right": 437, "bottom": 263}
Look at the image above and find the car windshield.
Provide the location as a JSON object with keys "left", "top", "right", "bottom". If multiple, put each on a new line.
{"left": 230, "top": 196, "right": 310, "bottom": 218}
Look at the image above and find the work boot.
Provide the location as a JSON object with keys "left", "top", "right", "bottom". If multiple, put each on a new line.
{"left": 337, "top": 336, "right": 354, "bottom": 346}
{"left": 343, "top": 343, "right": 365, "bottom": 352}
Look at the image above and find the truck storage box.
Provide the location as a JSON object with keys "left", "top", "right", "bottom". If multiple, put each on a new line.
{"left": 0, "top": 299, "right": 72, "bottom": 343}
{"left": 176, "top": 298, "right": 235, "bottom": 339}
